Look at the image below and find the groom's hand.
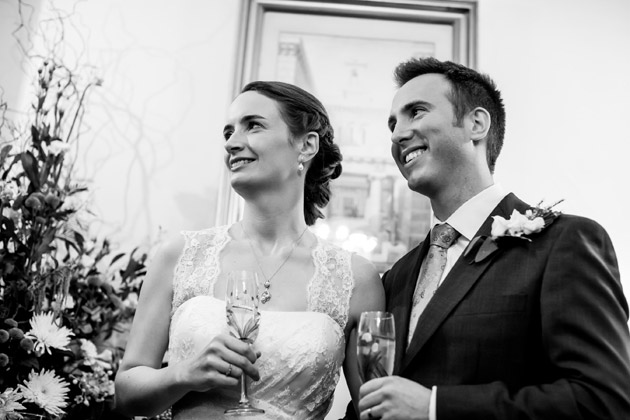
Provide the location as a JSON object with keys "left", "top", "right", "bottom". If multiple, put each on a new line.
{"left": 358, "top": 376, "right": 431, "bottom": 420}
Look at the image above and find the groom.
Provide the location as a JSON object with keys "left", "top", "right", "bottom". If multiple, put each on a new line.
{"left": 344, "top": 58, "right": 630, "bottom": 419}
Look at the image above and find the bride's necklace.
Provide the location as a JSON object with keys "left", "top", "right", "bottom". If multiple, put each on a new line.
{"left": 241, "top": 222, "right": 309, "bottom": 304}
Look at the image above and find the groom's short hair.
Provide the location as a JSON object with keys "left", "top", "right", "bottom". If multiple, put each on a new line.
{"left": 394, "top": 57, "right": 506, "bottom": 174}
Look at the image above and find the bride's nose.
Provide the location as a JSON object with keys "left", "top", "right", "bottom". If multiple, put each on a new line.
{"left": 224, "top": 131, "right": 246, "bottom": 153}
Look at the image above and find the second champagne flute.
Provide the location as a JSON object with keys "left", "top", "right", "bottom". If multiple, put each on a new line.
{"left": 224, "top": 270, "right": 265, "bottom": 416}
{"left": 357, "top": 311, "right": 396, "bottom": 382}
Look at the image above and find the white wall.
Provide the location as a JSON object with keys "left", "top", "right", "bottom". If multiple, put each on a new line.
{"left": 478, "top": 0, "right": 630, "bottom": 291}
{"left": 2, "top": 0, "right": 242, "bottom": 248}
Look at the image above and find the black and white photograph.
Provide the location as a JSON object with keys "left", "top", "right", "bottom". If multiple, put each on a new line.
{"left": 1, "top": 1, "right": 629, "bottom": 419}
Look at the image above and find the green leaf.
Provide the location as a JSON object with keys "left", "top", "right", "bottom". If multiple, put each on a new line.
{"left": 12, "top": 194, "right": 24, "bottom": 210}
{"left": 39, "top": 158, "right": 52, "bottom": 186}
{"left": 20, "top": 151, "right": 40, "bottom": 190}
{"left": 464, "top": 236, "right": 484, "bottom": 258}
{"left": 36, "top": 229, "right": 55, "bottom": 255}
{"left": 0, "top": 144, "right": 12, "bottom": 167}
{"left": 110, "top": 252, "right": 126, "bottom": 264}
{"left": 0, "top": 216, "right": 16, "bottom": 239}
{"left": 73, "top": 230, "right": 85, "bottom": 249}
{"left": 31, "top": 124, "right": 40, "bottom": 145}
{"left": 18, "top": 354, "right": 39, "bottom": 371}
{"left": 121, "top": 258, "right": 141, "bottom": 279}
{"left": 2, "top": 154, "right": 21, "bottom": 181}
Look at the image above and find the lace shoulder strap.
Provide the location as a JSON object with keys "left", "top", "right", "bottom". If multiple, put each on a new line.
{"left": 307, "top": 238, "right": 355, "bottom": 331}
{"left": 171, "top": 225, "right": 230, "bottom": 316}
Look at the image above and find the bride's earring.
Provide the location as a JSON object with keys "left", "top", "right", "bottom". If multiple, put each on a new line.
{"left": 297, "top": 156, "right": 304, "bottom": 173}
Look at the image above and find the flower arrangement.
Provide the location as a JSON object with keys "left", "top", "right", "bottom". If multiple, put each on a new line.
{"left": 0, "top": 39, "right": 147, "bottom": 420}
{"left": 464, "top": 200, "right": 563, "bottom": 264}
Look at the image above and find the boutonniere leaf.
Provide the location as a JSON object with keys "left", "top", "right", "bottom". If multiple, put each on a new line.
{"left": 466, "top": 199, "right": 563, "bottom": 264}
{"left": 473, "top": 237, "right": 499, "bottom": 263}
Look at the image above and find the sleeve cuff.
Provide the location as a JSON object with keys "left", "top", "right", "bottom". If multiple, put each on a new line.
{"left": 429, "top": 385, "right": 437, "bottom": 420}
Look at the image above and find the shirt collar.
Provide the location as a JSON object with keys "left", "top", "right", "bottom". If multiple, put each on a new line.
{"left": 434, "top": 183, "right": 508, "bottom": 241}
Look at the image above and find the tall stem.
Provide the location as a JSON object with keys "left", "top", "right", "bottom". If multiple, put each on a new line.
{"left": 238, "top": 373, "right": 250, "bottom": 406}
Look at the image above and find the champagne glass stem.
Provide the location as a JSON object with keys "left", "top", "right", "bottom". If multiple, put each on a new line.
{"left": 238, "top": 373, "right": 250, "bottom": 406}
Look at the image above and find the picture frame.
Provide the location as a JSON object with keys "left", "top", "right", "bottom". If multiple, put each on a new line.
{"left": 217, "top": 0, "right": 477, "bottom": 272}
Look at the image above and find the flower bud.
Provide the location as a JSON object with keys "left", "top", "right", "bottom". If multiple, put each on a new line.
{"left": 32, "top": 192, "right": 46, "bottom": 201}
{"left": 4, "top": 318, "right": 18, "bottom": 328}
{"left": 0, "top": 329, "right": 9, "bottom": 343}
{"left": 0, "top": 353, "right": 9, "bottom": 367}
{"left": 24, "top": 195, "right": 43, "bottom": 210}
{"left": 87, "top": 275, "right": 102, "bottom": 287}
{"left": 45, "top": 193, "right": 61, "bottom": 208}
{"left": 8, "top": 327, "right": 24, "bottom": 340}
{"left": 20, "top": 337, "right": 34, "bottom": 352}
{"left": 110, "top": 294, "right": 123, "bottom": 309}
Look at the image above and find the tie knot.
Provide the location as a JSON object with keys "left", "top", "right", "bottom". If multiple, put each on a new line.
{"left": 430, "top": 223, "right": 460, "bottom": 249}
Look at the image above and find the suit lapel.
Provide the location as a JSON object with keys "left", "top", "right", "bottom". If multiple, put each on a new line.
{"left": 391, "top": 237, "right": 430, "bottom": 374}
{"left": 401, "top": 193, "right": 528, "bottom": 371}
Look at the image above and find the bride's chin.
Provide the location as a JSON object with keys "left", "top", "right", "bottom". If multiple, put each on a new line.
{"left": 231, "top": 180, "right": 263, "bottom": 198}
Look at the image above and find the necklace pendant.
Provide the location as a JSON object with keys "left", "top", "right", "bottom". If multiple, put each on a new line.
{"left": 420, "top": 289, "right": 425, "bottom": 299}
{"left": 260, "top": 289, "right": 271, "bottom": 304}
{"left": 263, "top": 280, "right": 271, "bottom": 289}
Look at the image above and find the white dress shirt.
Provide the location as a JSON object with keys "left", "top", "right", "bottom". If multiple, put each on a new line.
{"left": 423, "top": 183, "right": 508, "bottom": 420}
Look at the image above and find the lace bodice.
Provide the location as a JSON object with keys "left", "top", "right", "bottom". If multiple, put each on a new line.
{"left": 168, "top": 225, "right": 355, "bottom": 419}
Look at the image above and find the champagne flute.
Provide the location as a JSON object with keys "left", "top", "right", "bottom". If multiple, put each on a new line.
{"left": 357, "top": 311, "right": 396, "bottom": 382}
{"left": 224, "top": 270, "right": 265, "bottom": 415}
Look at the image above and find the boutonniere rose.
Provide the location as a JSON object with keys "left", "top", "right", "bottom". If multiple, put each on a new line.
{"left": 465, "top": 200, "right": 563, "bottom": 263}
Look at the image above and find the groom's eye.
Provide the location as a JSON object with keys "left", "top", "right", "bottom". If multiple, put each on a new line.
{"left": 412, "top": 107, "right": 427, "bottom": 117}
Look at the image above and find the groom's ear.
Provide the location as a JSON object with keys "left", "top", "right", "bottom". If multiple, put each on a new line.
{"left": 468, "top": 107, "right": 491, "bottom": 143}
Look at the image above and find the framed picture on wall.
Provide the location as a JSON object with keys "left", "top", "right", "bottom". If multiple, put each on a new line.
{"left": 218, "top": 0, "right": 477, "bottom": 273}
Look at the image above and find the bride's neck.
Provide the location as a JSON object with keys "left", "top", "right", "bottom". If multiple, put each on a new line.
{"left": 240, "top": 205, "right": 308, "bottom": 249}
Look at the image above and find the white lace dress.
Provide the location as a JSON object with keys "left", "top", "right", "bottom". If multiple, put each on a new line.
{"left": 167, "top": 225, "right": 355, "bottom": 420}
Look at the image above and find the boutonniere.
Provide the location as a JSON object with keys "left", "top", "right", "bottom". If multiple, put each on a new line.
{"left": 464, "top": 200, "right": 563, "bottom": 263}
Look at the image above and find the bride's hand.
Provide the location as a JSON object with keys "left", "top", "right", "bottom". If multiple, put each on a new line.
{"left": 177, "top": 333, "right": 261, "bottom": 392}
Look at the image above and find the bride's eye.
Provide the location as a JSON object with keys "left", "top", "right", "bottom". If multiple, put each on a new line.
{"left": 247, "top": 121, "right": 263, "bottom": 130}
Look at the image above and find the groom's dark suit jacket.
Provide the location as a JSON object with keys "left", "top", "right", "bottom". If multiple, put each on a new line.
{"left": 344, "top": 193, "right": 630, "bottom": 419}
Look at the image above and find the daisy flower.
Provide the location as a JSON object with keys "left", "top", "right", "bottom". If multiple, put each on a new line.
{"left": 25, "top": 312, "right": 73, "bottom": 355}
{"left": 0, "top": 387, "right": 25, "bottom": 420}
{"left": 18, "top": 369, "right": 69, "bottom": 417}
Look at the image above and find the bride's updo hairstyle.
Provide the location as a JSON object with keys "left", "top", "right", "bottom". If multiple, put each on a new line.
{"left": 241, "top": 81, "right": 342, "bottom": 226}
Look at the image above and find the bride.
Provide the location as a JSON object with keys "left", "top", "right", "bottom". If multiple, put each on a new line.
{"left": 114, "top": 81, "right": 385, "bottom": 419}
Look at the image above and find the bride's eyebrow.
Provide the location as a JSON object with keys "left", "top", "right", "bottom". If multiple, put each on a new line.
{"left": 223, "top": 114, "right": 266, "bottom": 133}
